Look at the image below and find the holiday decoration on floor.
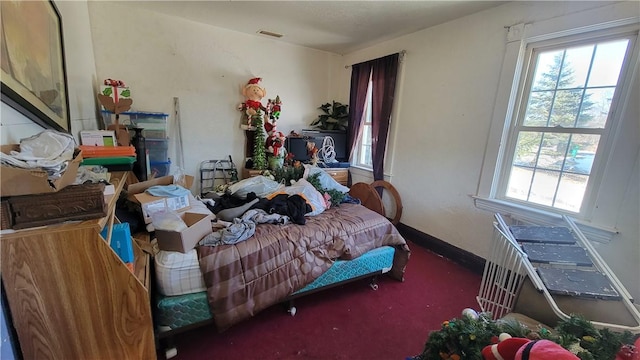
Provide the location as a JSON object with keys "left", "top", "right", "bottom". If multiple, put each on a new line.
{"left": 408, "top": 309, "right": 638, "bottom": 360}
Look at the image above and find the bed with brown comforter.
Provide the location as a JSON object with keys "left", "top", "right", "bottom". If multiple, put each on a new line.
{"left": 197, "top": 202, "right": 410, "bottom": 331}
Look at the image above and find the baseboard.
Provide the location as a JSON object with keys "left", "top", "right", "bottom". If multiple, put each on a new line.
{"left": 396, "top": 223, "right": 485, "bottom": 275}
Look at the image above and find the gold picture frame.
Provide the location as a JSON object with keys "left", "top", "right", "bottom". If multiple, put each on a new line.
{"left": 0, "top": 0, "right": 70, "bottom": 132}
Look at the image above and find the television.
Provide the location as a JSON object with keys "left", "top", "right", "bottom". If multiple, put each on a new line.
{"left": 285, "top": 130, "right": 348, "bottom": 163}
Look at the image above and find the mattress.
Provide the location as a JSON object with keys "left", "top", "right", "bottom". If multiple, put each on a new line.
{"left": 155, "top": 249, "right": 206, "bottom": 296}
{"left": 155, "top": 245, "right": 396, "bottom": 330}
{"left": 292, "top": 245, "right": 394, "bottom": 294}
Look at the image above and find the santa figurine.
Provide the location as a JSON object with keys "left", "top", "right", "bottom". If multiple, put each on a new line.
{"left": 482, "top": 333, "right": 579, "bottom": 360}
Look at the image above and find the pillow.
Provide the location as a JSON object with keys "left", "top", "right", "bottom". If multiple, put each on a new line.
{"left": 306, "top": 166, "right": 350, "bottom": 193}
{"left": 267, "top": 178, "right": 327, "bottom": 216}
{"left": 227, "top": 175, "right": 283, "bottom": 199}
{"left": 155, "top": 249, "right": 206, "bottom": 296}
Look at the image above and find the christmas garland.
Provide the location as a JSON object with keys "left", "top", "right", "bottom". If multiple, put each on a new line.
{"left": 409, "top": 310, "right": 638, "bottom": 360}
{"left": 307, "top": 172, "right": 346, "bottom": 207}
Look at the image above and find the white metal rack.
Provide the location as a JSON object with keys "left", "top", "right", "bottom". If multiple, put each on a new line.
{"left": 477, "top": 213, "right": 640, "bottom": 333}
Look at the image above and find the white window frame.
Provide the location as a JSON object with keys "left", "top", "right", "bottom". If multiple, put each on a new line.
{"left": 498, "top": 31, "right": 636, "bottom": 214}
{"left": 352, "top": 77, "right": 374, "bottom": 169}
{"left": 475, "top": 9, "right": 640, "bottom": 243}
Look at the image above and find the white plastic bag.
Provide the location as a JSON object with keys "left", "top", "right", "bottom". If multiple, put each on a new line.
{"left": 149, "top": 209, "right": 187, "bottom": 232}
{"left": 227, "top": 176, "right": 283, "bottom": 199}
{"left": 172, "top": 167, "right": 187, "bottom": 188}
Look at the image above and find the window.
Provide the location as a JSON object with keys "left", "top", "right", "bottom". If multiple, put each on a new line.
{"left": 497, "top": 32, "right": 636, "bottom": 214}
{"left": 353, "top": 78, "right": 373, "bottom": 168}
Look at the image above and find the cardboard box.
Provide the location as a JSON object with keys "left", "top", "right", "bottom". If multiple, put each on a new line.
{"left": 155, "top": 212, "right": 213, "bottom": 253}
{"left": 80, "top": 130, "right": 116, "bottom": 146}
{"left": 134, "top": 192, "right": 190, "bottom": 223}
{"left": 127, "top": 175, "right": 195, "bottom": 224}
{"left": 0, "top": 145, "right": 83, "bottom": 197}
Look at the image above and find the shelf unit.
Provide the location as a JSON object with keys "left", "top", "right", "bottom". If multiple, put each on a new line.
{"left": 0, "top": 172, "right": 156, "bottom": 359}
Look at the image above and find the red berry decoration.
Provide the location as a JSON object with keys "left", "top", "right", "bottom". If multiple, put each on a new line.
{"left": 616, "top": 344, "right": 637, "bottom": 360}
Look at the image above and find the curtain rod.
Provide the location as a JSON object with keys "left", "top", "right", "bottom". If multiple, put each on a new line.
{"left": 344, "top": 50, "right": 406, "bottom": 69}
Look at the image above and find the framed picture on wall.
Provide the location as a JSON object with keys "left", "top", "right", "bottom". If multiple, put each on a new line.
{"left": 0, "top": 0, "right": 70, "bottom": 132}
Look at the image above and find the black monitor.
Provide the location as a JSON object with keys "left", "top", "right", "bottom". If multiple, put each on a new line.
{"left": 285, "top": 130, "right": 347, "bottom": 163}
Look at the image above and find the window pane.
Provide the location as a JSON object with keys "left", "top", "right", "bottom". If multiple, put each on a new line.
{"left": 562, "top": 45, "right": 593, "bottom": 88}
{"left": 523, "top": 91, "right": 553, "bottom": 126}
{"left": 362, "top": 125, "right": 372, "bottom": 146}
{"left": 538, "top": 133, "right": 570, "bottom": 170}
{"left": 513, "top": 131, "right": 542, "bottom": 167}
{"left": 588, "top": 39, "right": 629, "bottom": 87}
{"left": 563, "top": 134, "right": 599, "bottom": 175}
{"left": 529, "top": 169, "right": 560, "bottom": 206}
{"left": 358, "top": 124, "right": 373, "bottom": 167}
{"left": 577, "top": 87, "right": 614, "bottom": 128}
{"left": 361, "top": 145, "right": 372, "bottom": 166}
{"left": 549, "top": 89, "right": 582, "bottom": 127}
{"left": 506, "top": 166, "right": 533, "bottom": 201}
{"left": 555, "top": 173, "right": 589, "bottom": 211}
{"left": 532, "top": 50, "right": 563, "bottom": 91}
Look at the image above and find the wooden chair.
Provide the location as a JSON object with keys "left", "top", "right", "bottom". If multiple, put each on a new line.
{"left": 348, "top": 180, "right": 403, "bottom": 225}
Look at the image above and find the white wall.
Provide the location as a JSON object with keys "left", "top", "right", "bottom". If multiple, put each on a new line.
{"left": 335, "top": 1, "right": 640, "bottom": 300}
{"left": 1, "top": 1, "right": 99, "bottom": 145}
{"left": 86, "top": 2, "right": 339, "bottom": 186}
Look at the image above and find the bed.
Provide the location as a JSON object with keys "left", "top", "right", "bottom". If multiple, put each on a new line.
{"left": 152, "top": 181, "right": 410, "bottom": 357}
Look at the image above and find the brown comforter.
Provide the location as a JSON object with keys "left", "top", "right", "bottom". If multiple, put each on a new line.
{"left": 198, "top": 203, "right": 410, "bottom": 331}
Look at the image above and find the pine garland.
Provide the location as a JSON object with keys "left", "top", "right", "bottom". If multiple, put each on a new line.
{"left": 410, "top": 312, "right": 637, "bottom": 360}
{"left": 252, "top": 114, "right": 267, "bottom": 170}
{"left": 307, "top": 173, "right": 345, "bottom": 206}
{"left": 270, "top": 165, "right": 305, "bottom": 186}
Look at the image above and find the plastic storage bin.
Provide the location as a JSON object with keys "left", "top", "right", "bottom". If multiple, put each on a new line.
{"left": 130, "top": 112, "right": 168, "bottom": 139}
{"left": 101, "top": 110, "right": 169, "bottom": 139}
{"left": 146, "top": 138, "right": 169, "bottom": 162}
{"left": 150, "top": 160, "right": 171, "bottom": 178}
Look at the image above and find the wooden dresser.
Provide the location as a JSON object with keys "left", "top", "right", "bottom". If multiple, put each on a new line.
{"left": 243, "top": 167, "right": 349, "bottom": 186}
{"left": 321, "top": 168, "right": 349, "bottom": 186}
{"left": 0, "top": 172, "right": 156, "bottom": 360}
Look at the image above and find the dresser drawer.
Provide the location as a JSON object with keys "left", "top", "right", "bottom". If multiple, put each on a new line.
{"left": 323, "top": 168, "right": 348, "bottom": 186}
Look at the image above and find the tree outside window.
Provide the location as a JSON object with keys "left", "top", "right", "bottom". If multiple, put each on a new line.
{"left": 503, "top": 37, "right": 631, "bottom": 213}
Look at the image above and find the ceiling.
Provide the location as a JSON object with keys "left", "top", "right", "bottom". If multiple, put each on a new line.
{"left": 121, "top": 1, "right": 505, "bottom": 54}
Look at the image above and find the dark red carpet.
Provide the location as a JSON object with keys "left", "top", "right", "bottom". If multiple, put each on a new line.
{"left": 171, "top": 241, "right": 481, "bottom": 360}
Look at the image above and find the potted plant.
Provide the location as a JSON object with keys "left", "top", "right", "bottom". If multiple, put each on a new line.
{"left": 309, "top": 101, "right": 349, "bottom": 131}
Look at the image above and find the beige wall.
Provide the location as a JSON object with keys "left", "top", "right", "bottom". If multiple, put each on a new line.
{"left": 86, "top": 1, "right": 339, "bottom": 181}
{"left": 335, "top": 1, "right": 639, "bottom": 300}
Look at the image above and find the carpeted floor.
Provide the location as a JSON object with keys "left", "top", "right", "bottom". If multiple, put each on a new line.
{"left": 169, "top": 240, "right": 481, "bottom": 360}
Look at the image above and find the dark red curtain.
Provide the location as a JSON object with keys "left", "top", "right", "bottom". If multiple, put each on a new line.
{"left": 370, "top": 53, "right": 399, "bottom": 181}
{"left": 347, "top": 53, "right": 399, "bottom": 182}
{"left": 347, "top": 62, "right": 373, "bottom": 161}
